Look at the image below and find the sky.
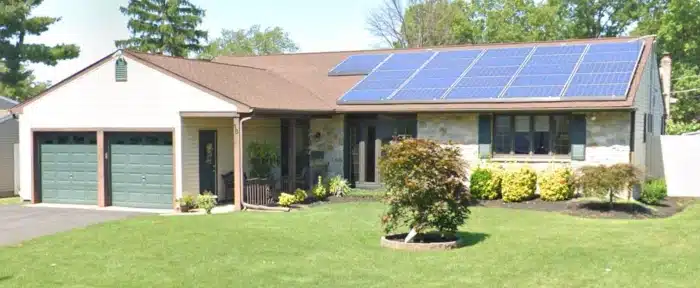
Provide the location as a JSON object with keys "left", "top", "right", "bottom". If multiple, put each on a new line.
{"left": 26, "top": 0, "right": 383, "bottom": 84}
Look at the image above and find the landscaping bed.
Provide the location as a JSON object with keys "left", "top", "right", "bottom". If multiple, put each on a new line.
{"left": 473, "top": 196, "right": 696, "bottom": 219}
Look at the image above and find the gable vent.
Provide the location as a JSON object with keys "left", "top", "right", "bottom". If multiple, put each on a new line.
{"left": 115, "top": 57, "right": 127, "bottom": 82}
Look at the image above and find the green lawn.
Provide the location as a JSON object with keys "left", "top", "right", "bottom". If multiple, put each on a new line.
{"left": 0, "top": 196, "right": 20, "bottom": 205}
{"left": 1, "top": 202, "right": 699, "bottom": 288}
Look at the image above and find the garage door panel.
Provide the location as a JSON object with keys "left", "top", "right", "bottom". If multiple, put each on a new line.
{"left": 38, "top": 132, "right": 98, "bottom": 205}
{"left": 109, "top": 132, "right": 173, "bottom": 209}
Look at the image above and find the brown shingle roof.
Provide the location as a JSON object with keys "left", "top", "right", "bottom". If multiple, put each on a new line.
{"left": 214, "top": 36, "right": 655, "bottom": 112}
{"left": 125, "top": 50, "right": 332, "bottom": 112}
{"left": 11, "top": 36, "right": 655, "bottom": 115}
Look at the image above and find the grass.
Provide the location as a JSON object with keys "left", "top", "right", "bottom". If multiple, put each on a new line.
{"left": 1, "top": 203, "right": 700, "bottom": 287}
{"left": 345, "top": 188, "right": 385, "bottom": 198}
{"left": 0, "top": 196, "right": 20, "bottom": 205}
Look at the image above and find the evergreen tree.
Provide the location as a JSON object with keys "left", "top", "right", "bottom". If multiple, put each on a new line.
{"left": 0, "top": 0, "right": 79, "bottom": 98}
{"left": 115, "top": 0, "right": 208, "bottom": 57}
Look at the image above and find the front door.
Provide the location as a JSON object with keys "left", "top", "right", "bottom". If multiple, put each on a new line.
{"left": 199, "top": 130, "right": 217, "bottom": 195}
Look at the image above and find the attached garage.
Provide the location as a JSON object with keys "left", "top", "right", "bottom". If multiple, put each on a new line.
{"left": 36, "top": 132, "right": 98, "bottom": 205}
{"left": 107, "top": 132, "right": 174, "bottom": 209}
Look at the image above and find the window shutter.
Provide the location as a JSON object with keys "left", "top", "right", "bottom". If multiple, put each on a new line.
{"left": 569, "top": 114, "right": 586, "bottom": 161}
{"left": 478, "top": 114, "right": 492, "bottom": 159}
{"left": 115, "top": 57, "right": 127, "bottom": 82}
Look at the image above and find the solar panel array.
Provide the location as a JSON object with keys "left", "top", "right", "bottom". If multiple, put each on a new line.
{"left": 328, "top": 54, "right": 390, "bottom": 76}
{"left": 336, "top": 40, "right": 644, "bottom": 104}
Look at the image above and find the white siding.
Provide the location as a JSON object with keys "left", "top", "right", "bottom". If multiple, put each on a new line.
{"left": 17, "top": 54, "right": 239, "bottom": 201}
{"left": 0, "top": 118, "right": 18, "bottom": 195}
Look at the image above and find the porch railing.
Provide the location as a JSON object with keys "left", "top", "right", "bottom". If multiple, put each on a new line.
{"left": 222, "top": 173, "right": 308, "bottom": 206}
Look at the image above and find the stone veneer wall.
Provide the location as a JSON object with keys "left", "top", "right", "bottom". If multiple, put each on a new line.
{"left": 416, "top": 112, "right": 632, "bottom": 174}
{"left": 417, "top": 113, "right": 479, "bottom": 167}
{"left": 575, "top": 111, "right": 631, "bottom": 169}
{"left": 309, "top": 115, "right": 344, "bottom": 177}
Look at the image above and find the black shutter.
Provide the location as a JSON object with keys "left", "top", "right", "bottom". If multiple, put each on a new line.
{"left": 478, "top": 114, "right": 492, "bottom": 159}
{"left": 569, "top": 114, "right": 586, "bottom": 161}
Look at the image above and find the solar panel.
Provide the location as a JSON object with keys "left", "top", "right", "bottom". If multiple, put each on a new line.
{"left": 502, "top": 44, "right": 586, "bottom": 98}
{"left": 338, "top": 52, "right": 436, "bottom": 103}
{"left": 328, "top": 54, "right": 389, "bottom": 76}
{"left": 389, "top": 49, "right": 482, "bottom": 101}
{"left": 336, "top": 39, "right": 644, "bottom": 104}
{"left": 563, "top": 40, "right": 642, "bottom": 98}
{"left": 446, "top": 47, "right": 533, "bottom": 100}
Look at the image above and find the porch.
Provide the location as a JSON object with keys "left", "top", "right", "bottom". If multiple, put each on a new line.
{"left": 179, "top": 113, "right": 331, "bottom": 209}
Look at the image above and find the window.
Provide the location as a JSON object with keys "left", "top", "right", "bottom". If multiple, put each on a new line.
{"left": 493, "top": 114, "right": 570, "bottom": 156}
{"left": 494, "top": 115, "right": 511, "bottom": 154}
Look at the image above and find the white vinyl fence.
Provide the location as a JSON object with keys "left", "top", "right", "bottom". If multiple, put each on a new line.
{"left": 659, "top": 135, "right": 700, "bottom": 197}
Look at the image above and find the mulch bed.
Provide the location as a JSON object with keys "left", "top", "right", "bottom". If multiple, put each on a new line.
{"left": 472, "top": 196, "right": 697, "bottom": 219}
{"left": 384, "top": 233, "right": 458, "bottom": 243}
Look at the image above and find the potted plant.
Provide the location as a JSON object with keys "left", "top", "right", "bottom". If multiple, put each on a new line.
{"left": 178, "top": 195, "right": 196, "bottom": 212}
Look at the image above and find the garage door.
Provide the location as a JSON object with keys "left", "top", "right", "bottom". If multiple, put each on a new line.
{"left": 108, "top": 132, "right": 173, "bottom": 209}
{"left": 38, "top": 132, "right": 98, "bottom": 205}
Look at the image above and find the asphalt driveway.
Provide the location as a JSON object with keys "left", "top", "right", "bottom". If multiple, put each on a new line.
{"left": 0, "top": 205, "right": 145, "bottom": 246}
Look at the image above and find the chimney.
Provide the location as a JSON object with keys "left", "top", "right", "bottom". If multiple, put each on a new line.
{"left": 659, "top": 53, "right": 673, "bottom": 117}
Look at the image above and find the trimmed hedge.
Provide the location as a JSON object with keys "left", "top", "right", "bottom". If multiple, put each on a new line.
{"left": 502, "top": 167, "right": 537, "bottom": 202}
{"left": 538, "top": 167, "right": 574, "bottom": 201}
{"left": 469, "top": 166, "right": 502, "bottom": 200}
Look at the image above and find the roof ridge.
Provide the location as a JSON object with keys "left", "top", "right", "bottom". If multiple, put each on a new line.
{"left": 123, "top": 49, "right": 269, "bottom": 71}
{"left": 0, "top": 95, "right": 19, "bottom": 105}
{"left": 214, "top": 36, "right": 646, "bottom": 59}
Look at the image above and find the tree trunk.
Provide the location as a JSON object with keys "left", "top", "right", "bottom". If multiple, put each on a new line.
{"left": 608, "top": 189, "right": 614, "bottom": 211}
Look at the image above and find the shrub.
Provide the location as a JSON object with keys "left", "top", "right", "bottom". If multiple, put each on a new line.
{"left": 469, "top": 165, "right": 502, "bottom": 200}
{"left": 641, "top": 178, "right": 667, "bottom": 205}
{"left": 378, "top": 138, "right": 470, "bottom": 237}
{"left": 501, "top": 167, "right": 537, "bottom": 202}
{"left": 311, "top": 176, "right": 329, "bottom": 199}
{"left": 196, "top": 192, "right": 217, "bottom": 214}
{"left": 574, "top": 164, "right": 641, "bottom": 209}
{"left": 328, "top": 175, "right": 350, "bottom": 197}
{"left": 538, "top": 167, "right": 574, "bottom": 201}
{"left": 294, "top": 188, "right": 307, "bottom": 203}
{"left": 278, "top": 193, "right": 297, "bottom": 207}
{"left": 178, "top": 195, "right": 196, "bottom": 210}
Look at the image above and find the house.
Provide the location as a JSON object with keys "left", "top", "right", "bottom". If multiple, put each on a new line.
{"left": 0, "top": 95, "right": 19, "bottom": 197}
{"left": 9, "top": 36, "right": 664, "bottom": 210}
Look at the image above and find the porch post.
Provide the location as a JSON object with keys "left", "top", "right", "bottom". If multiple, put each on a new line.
{"left": 233, "top": 116, "right": 243, "bottom": 211}
{"left": 288, "top": 119, "right": 297, "bottom": 192}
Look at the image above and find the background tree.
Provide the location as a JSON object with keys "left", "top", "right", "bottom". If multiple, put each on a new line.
{"left": 635, "top": 0, "right": 700, "bottom": 126}
{"left": 550, "top": 0, "right": 646, "bottom": 38}
{"left": 115, "top": 0, "right": 208, "bottom": 57}
{"left": 0, "top": 0, "right": 78, "bottom": 100}
{"left": 0, "top": 64, "right": 50, "bottom": 101}
{"left": 367, "top": 0, "right": 466, "bottom": 48}
{"left": 199, "top": 25, "right": 299, "bottom": 59}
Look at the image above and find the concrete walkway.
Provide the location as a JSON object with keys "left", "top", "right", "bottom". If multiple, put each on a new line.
{"left": 0, "top": 205, "right": 146, "bottom": 246}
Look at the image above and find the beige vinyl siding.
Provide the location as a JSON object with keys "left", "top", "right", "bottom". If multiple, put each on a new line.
{"left": 180, "top": 117, "right": 281, "bottom": 200}
{"left": 0, "top": 118, "right": 18, "bottom": 195}
{"left": 181, "top": 117, "right": 234, "bottom": 199}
